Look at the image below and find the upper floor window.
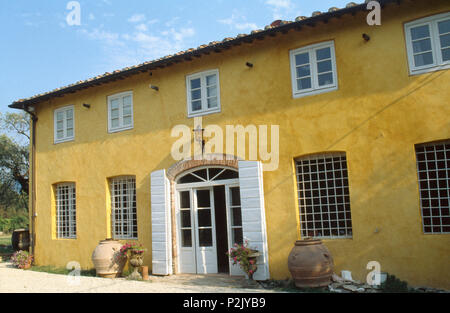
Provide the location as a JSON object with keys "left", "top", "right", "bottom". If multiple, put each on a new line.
{"left": 415, "top": 140, "right": 450, "bottom": 234}
{"left": 54, "top": 105, "right": 74, "bottom": 144}
{"left": 405, "top": 12, "right": 450, "bottom": 75}
{"left": 108, "top": 91, "right": 133, "bottom": 133}
{"left": 186, "top": 69, "right": 220, "bottom": 117}
{"left": 290, "top": 41, "right": 338, "bottom": 98}
{"left": 55, "top": 183, "right": 76, "bottom": 239}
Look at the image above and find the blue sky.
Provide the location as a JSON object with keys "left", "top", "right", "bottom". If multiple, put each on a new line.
{"left": 0, "top": 0, "right": 353, "bottom": 114}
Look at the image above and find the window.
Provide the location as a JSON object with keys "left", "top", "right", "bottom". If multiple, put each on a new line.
{"left": 415, "top": 140, "right": 450, "bottom": 234}
{"left": 186, "top": 69, "right": 220, "bottom": 117}
{"left": 55, "top": 183, "right": 76, "bottom": 239}
{"left": 108, "top": 91, "right": 133, "bottom": 133}
{"left": 290, "top": 41, "right": 338, "bottom": 98}
{"left": 110, "top": 176, "right": 138, "bottom": 239}
{"left": 54, "top": 106, "right": 74, "bottom": 143}
{"left": 405, "top": 12, "right": 450, "bottom": 75}
{"left": 295, "top": 153, "right": 353, "bottom": 239}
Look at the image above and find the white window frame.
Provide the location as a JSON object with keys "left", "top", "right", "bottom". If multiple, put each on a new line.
{"left": 107, "top": 91, "right": 134, "bottom": 133}
{"left": 186, "top": 69, "right": 221, "bottom": 118}
{"left": 289, "top": 40, "right": 338, "bottom": 99}
{"left": 54, "top": 105, "right": 75, "bottom": 144}
{"left": 405, "top": 12, "right": 450, "bottom": 75}
{"left": 55, "top": 183, "right": 77, "bottom": 239}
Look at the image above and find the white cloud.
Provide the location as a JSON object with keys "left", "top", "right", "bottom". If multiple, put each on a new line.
{"left": 218, "top": 11, "right": 259, "bottom": 32}
{"left": 128, "top": 14, "right": 146, "bottom": 23}
{"left": 265, "top": 0, "right": 293, "bottom": 9}
{"left": 89, "top": 13, "right": 95, "bottom": 21}
{"left": 135, "top": 23, "right": 148, "bottom": 32}
{"left": 265, "top": 0, "right": 296, "bottom": 20}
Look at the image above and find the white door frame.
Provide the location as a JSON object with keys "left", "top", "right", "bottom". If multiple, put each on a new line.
{"left": 175, "top": 179, "right": 240, "bottom": 275}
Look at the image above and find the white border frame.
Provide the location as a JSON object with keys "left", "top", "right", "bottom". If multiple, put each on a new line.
{"left": 186, "top": 69, "right": 221, "bottom": 118}
{"left": 107, "top": 91, "right": 134, "bottom": 133}
{"left": 404, "top": 11, "right": 450, "bottom": 75}
{"left": 289, "top": 40, "right": 338, "bottom": 99}
{"left": 54, "top": 105, "right": 75, "bottom": 144}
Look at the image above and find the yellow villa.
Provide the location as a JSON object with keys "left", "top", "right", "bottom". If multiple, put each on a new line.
{"left": 9, "top": 0, "right": 450, "bottom": 289}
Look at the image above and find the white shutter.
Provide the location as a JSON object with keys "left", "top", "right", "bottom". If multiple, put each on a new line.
{"left": 151, "top": 170, "right": 172, "bottom": 275}
{"left": 238, "top": 161, "right": 270, "bottom": 281}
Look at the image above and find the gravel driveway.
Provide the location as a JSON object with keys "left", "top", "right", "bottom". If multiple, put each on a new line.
{"left": 0, "top": 262, "right": 276, "bottom": 293}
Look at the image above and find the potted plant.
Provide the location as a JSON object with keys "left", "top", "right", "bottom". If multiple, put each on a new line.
{"left": 11, "top": 250, "right": 33, "bottom": 270}
{"left": 119, "top": 242, "right": 147, "bottom": 280}
{"left": 227, "top": 240, "right": 260, "bottom": 281}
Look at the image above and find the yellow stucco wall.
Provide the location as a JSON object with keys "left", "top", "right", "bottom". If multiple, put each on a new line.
{"left": 30, "top": 1, "right": 449, "bottom": 288}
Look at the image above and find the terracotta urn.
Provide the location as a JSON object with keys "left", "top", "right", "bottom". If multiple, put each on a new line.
{"left": 92, "top": 239, "right": 125, "bottom": 278}
{"left": 288, "top": 239, "right": 334, "bottom": 288}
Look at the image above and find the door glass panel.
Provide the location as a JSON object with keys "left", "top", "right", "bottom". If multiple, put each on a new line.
{"left": 232, "top": 228, "right": 243, "bottom": 245}
{"left": 197, "top": 190, "right": 210, "bottom": 207}
{"left": 181, "top": 210, "right": 191, "bottom": 228}
{"left": 182, "top": 229, "right": 192, "bottom": 247}
{"left": 199, "top": 229, "right": 213, "bottom": 247}
{"left": 198, "top": 209, "right": 212, "bottom": 227}
{"left": 230, "top": 187, "right": 241, "bottom": 206}
{"left": 180, "top": 191, "right": 190, "bottom": 208}
{"left": 232, "top": 207, "right": 242, "bottom": 226}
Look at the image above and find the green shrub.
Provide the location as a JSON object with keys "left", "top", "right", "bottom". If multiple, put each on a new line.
{"left": 380, "top": 274, "right": 410, "bottom": 293}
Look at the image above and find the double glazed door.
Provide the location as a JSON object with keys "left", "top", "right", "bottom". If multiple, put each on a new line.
{"left": 178, "top": 188, "right": 218, "bottom": 274}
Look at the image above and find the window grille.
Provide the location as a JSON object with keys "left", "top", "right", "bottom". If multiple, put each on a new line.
{"left": 110, "top": 176, "right": 138, "bottom": 239}
{"left": 56, "top": 183, "right": 76, "bottom": 239}
{"left": 415, "top": 141, "right": 450, "bottom": 234}
{"left": 295, "top": 153, "right": 353, "bottom": 239}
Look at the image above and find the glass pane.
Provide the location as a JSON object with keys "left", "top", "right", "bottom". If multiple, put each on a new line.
{"left": 295, "top": 52, "right": 309, "bottom": 66}
{"left": 414, "top": 52, "right": 434, "bottom": 67}
{"left": 438, "top": 19, "right": 450, "bottom": 35}
{"left": 66, "top": 109, "right": 73, "bottom": 119}
{"left": 197, "top": 190, "right": 210, "bottom": 208}
{"left": 207, "top": 86, "right": 217, "bottom": 98}
{"left": 123, "top": 105, "right": 132, "bottom": 116}
{"left": 180, "top": 191, "right": 190, "bottom": 208}
{"left": 206, "top": 74, "right": 216, "bottom": 86}
{"left": 57, "top": 120, "right": 64, "bottom": 131}
{"left": 123, "top": 95, "right": 132, "bottom": 106}
{"left": 182, "top": 229, "right": 192, "bottom": 247}
{"left": 198, "top": 209, "right": 212, "bottom": 227}
{"left": 191, "top": 78, "right": 201, "bottom": 89}
{"left": 111, "top": 118, "right": 120, "bottom": 128}
{"left": 215, "top": 169, "right": 239, "bottom": 180}
{"left": 411, "top": 25, "right": 430, "bottom": 40}
{"left": 181, "top": 210, "right": 191, "bottom": 228}
{"left": 111, "top": 108, "right": 119, "bottom": 119}
{"left": 318, "top": 72, "right": 334, "bottom": 86}
{"left": 111, "top": 99, "right": 120, "bottom": 110}
{"left": 442, "top": 48, "right": 450, "bottom": 61}
{"left": 199, "top": 229, "right": 212, "bottom": 247}
{"left": 316, "top": 47, "right": 331, "bottom": 61}
{"left": 193, "top": 169, "right": 208, "bottom": 180}
{"left": 317, "top": 60, "right": 332, "bottom": 73}
{"left": 440, "top": 33, "right": 450, "bottom": 49}
{"left": 232, "top": 228, "right": 243, "bottom": 245}
{"left": 191, "top": 100, "right": 202, "bottom": 112}
{"left": 296, "top": 65, "right": 310, "bottom": 78}
{"left": 123, "top": 116, "right": 132, "bottom": 126}
{"left": 191, "top": 89, "right": 201, "bottom": 100}
{"left": 207, "top": 97, "right": 218, "bottom": 109}
{"left": 231, "top": 187, "right": 241, "bottom": 206}
{"left": 208, "top": 168, "right": 222, "bottom": 179}
{"left": 232, "top": 207, "right": 242, "bottom": 226}
{"left": 413, "top": 38, "right": 432, "bottom": 53}
{"left": 66, "top": 128, "right": 74, "bottom": 138}
{"left": 57, "top": 130, "right": 64, "bottom": 139}
{"left": 56, "top": 112, "right": 64, "bottom": 121}
{"left": 179, "top": 174, "right": 203, "bottom": 184}
{"left": 297, "top": 77, "right": 312, "bottom": 90}
{"left": 66, "top": 119, "right": 73, "bottom": 129}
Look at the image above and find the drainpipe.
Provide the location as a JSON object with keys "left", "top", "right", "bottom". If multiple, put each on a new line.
{"left": 23, "top": 104, "right": 37, "bottom": 259}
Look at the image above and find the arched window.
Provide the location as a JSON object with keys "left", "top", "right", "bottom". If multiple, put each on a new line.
{"left": 177, "top": 167, "right": 239, "bottom": 184}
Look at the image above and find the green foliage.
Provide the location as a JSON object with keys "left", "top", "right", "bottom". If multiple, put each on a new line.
{"left": 30, "top": 265, "right": 97, "bottom": 277}
{"left": 380, "top": 274, "right": 410, "bottom": 293}
{"left": 227, "top": 240, "right": 259, "bottom": 278}
{"left": 0, "top": 215, "right": 29, "bottom": 233}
